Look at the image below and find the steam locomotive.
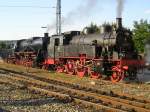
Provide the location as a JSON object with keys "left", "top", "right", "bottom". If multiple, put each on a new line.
{"left": 7, "top": 18, "right": 144, "bottom": 82}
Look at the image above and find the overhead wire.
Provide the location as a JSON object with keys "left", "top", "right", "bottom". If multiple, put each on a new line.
{"left": 0, "top": 5, "right": 52, "bottom": 9}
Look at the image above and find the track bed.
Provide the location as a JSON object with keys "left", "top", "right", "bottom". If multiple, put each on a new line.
{"left": 0, "top": 63, "right": 150, "bottom": 112}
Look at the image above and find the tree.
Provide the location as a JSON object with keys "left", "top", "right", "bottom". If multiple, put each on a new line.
{"left": 133, "top": 19, "right": 150, "bottom": 53}
{"left": 83, "top": 23, "right": 100, "bottom": 34}
{"left": 102, "top": 23, "right": 113, "bottom": 33}
{"left": 0, "top": 42, "right": 7, "bottom": 49}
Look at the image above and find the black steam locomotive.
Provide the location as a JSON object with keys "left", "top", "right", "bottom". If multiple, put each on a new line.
{"left": 7, "top": 33, "right": 50, "bottom": 67}
{"left": 7, "top": 18, "right": 144, "bottom": 82}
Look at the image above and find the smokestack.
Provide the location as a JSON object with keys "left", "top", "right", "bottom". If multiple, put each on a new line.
{"left": 116, "top": 18, "right": 122, "bottom": 29}
{"left": 44, "top": 33, "right": 49, "bottom": 37}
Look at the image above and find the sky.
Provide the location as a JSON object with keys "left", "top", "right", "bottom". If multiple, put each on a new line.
{"left": 0, "top": 0, "right": 150, "bottom": 40}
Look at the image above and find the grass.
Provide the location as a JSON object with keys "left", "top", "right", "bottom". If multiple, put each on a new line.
{"left": 0, "top": 62, "right": 95, "bottom": 86}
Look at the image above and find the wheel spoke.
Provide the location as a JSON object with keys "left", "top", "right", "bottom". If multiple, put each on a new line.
{"left": 111, "top": 72, "right": 124, "bottom": 83}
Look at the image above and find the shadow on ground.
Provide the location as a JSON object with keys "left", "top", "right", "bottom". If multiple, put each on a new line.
{"left": 0, "top": 97, "right": 64, "bottom": 106}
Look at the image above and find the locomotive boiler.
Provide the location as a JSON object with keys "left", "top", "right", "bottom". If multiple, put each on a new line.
{"left": 15, "top": 33, "right": 49, "bottom": 53}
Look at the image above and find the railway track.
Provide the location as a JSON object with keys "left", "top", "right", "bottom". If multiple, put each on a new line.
{"left": 0, "top": 68, "right": 150, "bottom": 112}
{"left": 0, "top": 68, "right": 149, "bottom": 103}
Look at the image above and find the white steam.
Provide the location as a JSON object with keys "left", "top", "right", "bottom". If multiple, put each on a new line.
{"left": 116, "top": 0, "right": 125, "bottom": 18}
{"left": 47, "top": 0, "right": 99, "bottom": 33}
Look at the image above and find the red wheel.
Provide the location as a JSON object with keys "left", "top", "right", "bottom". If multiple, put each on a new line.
{"left": 24, "top": 61, "right": 28, "bottom": 66}
{"left": 111, "top": 71, "right": 124, "bottom": 83}
{"left": 88, "top": 67, "right": 101, "bottom": 79}
{"left": 77, "top": 68, "right": 86, "bottom": 77}
{"left": 90, "top": 72, "right": 101, "bottom": 79}
{"left": 25, "top": 61, "right": 33, "bottom": 67}
{"left": 66, "top": 69, "right": 75, "bottom": 75}
{"left": 15, "top": 60, "right": 18, "bottom": 65}
{"left": 111, "top": 65, "right": 125, "bottom": 83}
{"left": 65, "top": 63, "right": 75, "bottom": 75}
{"left": 119, "top": 72, "right": 125, "bottom": 81}
{"left": 111, "top": 72, "right": 120, "bottom": 83}
{"left": 56, "top": 66, "right": 64, "bottom": 73}
{"left": 22, "top": 60, "right": 26, "bottom": 66}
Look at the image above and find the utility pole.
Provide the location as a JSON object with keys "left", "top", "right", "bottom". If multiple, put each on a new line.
{"left": 56, "top": 0, "right": 61, "bottom": 35}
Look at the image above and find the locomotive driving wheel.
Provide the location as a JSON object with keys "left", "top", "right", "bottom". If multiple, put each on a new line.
{"left": 65, "top": 61, "right": 75, "bottom": 75}
{"left": 111, "top": 72, "right": 120, "bottom": 82}
{"left": 88, "top": 64, "right": 102, "bottom": 79}
{"left": 111, "top": 71, "right": 124, "bottom": 83}
{"left": 25, "top": 61, "right": 33, "bottom": 67}
{"left": 111, "top": 64, "right": 126, "bottom": 83}
{"left": 90, "top": 71, "right": 101, "bottom": 79}
{"left": 88, "top": 67, "right": 101, "bottom": 79}
{"left": 56, "top": 66, "right": 65, "bottom": 73}
{"left": 76, "top": 67, "right": 87, "bottom": 77}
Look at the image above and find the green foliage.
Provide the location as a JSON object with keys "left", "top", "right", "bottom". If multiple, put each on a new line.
{"left": 0, "top": 41, "right": 13, "bottom": 49}
{"left": 102, "top": 23, "right": 113, "bottom": 32}
{"left": 0, "top": 42, "right": 7, "bottom": 49}
{"left": 84, "top": 23, "right": 100, "bottom": 34}
{"left": 83, "top": 22, "right": 116, "bottom": 34}
{"left": 133, "top": 19, "right": 150, "bottom": 53}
